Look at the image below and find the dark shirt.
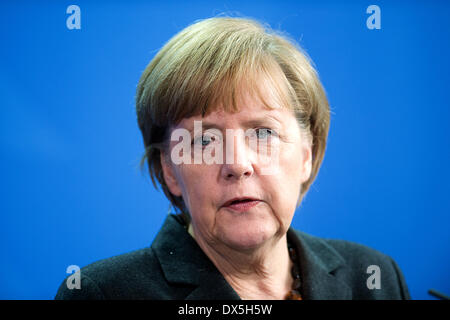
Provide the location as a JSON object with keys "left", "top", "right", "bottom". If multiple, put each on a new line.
{"left": 55, "top": 214, "right": 410, "bottom": 300}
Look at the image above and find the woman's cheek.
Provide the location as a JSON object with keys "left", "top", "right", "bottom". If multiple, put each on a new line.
{"left": 267, "top": 179, "right": 293, "bottom": 223}
{"left": 180, "top": 166, "right": 214, "bottom": 206}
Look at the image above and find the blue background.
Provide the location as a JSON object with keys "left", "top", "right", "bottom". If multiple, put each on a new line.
{"left": 1, "top": 0, "right": 449, "bottom": 300}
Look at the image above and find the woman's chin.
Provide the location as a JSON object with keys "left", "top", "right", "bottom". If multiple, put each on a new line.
{"left": 213, "top": 206, "right": 282, "bottom": 251}
{"left": 216, "top": 223, "right": 277, "bottom": 251}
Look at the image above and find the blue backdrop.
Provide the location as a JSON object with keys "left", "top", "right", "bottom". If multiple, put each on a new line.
{"left": 1, "top": 0, "right": 449, "bottom": 300}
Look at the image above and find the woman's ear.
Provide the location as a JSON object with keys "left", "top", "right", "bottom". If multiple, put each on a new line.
{"left": 300, "top": 142, "right": 313, "bottom": 183}
{"left": 160, "top": 150, "right": 183, "bottom": 197}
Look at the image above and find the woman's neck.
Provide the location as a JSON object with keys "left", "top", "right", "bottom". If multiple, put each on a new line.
{"left": 188, "top": 223, "right": 293, "bottom": 300}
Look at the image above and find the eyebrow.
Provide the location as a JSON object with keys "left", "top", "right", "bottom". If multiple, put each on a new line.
{"left": 186, "top": 114, "right": 283, "bottom": 132}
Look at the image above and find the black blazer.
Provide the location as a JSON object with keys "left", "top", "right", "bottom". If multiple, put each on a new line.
{"left": 55, "top": 214, "right": 410, "bottom": 300}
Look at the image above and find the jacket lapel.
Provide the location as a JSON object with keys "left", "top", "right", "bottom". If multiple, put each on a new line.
{"left": 288, "top": 229, "right": 352, "bottom": 300}
{"left": 152, "top": 214, "right": 240, "bottom": 300}
{"left": 184, "top": 271, "right": 241, "bottom": 300}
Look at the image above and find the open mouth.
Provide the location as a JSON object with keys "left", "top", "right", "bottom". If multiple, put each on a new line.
{"left": 223, "top": 198, "right": 261, "bottom": 212}
{"left": 230, "top": 199, "right": 254, "bottom": 205}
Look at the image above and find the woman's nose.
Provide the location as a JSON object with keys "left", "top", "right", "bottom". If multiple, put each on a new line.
{"left": 220, "top": 133, "right": 255, "bottom": 180}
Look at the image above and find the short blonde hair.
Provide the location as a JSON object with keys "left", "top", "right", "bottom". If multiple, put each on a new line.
{"left": 136, "top": 16, "right": 330, "bottom": 217}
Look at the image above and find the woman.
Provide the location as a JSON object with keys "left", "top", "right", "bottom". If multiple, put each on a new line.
{"left": 56, "top": 17, "right": 410, "bottom": 300}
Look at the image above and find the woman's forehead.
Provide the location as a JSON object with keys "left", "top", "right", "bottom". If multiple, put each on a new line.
{"left": 185, "top": 85, "right": 290, "bottom": 119}
{"left": 175, "top": 103, "right": 294, "bottom": 131}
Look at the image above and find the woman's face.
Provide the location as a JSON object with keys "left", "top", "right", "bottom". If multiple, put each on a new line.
{"left": 161, "top": 92, "right": 312, "bottom": 251}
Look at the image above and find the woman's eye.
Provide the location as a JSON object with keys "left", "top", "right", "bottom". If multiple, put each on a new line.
{"left": 193, "top": 135, "right": 213, "bottom": 147}
{"left": 201, "top": 136, "right": 212, "bottom": 146}
{"left": 255, "top": 128, "right": 276, "bottom": 139}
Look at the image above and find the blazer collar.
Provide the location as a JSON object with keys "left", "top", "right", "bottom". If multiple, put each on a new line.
{"left": 288, "top": 229, "right": 352, "bottom": 299}
{"left": 151, "top": 214, "right": 240, "bottom": 299}
{"left": 152, "top": 214, "right": 351, "bottom": 300}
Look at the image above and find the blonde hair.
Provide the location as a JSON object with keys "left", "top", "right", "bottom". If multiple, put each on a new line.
{"left": 136, "top": 16, "right": 330, "bottom": 217}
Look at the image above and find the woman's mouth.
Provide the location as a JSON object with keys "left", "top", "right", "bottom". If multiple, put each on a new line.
{"left": 222, "top": 198, "right": 261, "bottom": 213}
